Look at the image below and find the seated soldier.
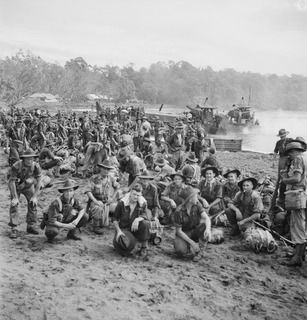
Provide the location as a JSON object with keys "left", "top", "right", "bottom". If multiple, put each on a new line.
{"left": 160, "top": 170, "right": 186, "bottom": 224}
{"left": 137, "top": 173, "right": 161, "bottom": 220}
{"left": 8, "top": 148, "right": 42, "bottom": 238}
{"left": 85, "top": 159, "right": 120, "bottom": 235}
{"left": 39, "top": 140, "right": 62, "bottom": 177}
{"left": 173, "top": 186, "right": 211, "bottom": 261}
{"left": 199, "top": 166, "right": 223, "bottom": 216}
{"left": 113, "top": 184, "right": 151, "bottom": 258}
{"left": 222, "top": 168, "right": 241, "bottom": 207}
{"left": 201, "top": 147, "right": 221, "bottom": 169}
{"left": 117, "top": 148, "right": 146, "bottom": 185}
{"left": 181, "top": 152, "right": 201, "bottom": 183}
{"left": 225, "top": 177, "right": 264, "bottom": 236}
{"left": 153, "top": 155, "right": 175, "bottom": 182}
{"left": 42, "top": 179, "right": 88, "bottom": 242}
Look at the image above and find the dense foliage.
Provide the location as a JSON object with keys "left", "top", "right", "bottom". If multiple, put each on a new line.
{"left": 0, "top": 50, "right": 306, "bottom": 109}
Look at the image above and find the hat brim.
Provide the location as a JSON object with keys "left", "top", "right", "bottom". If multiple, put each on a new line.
{"left": 154, "top": 160, "right": 167, "bottom": 166}
{"left": 201, "top": 166, "right": 219, "bottom": 177}
{"left": 238, "top": 177, "right": 258, "bottom": 190}
{"left": 223, "top": 169, "right": 241, "bottom": 178}
{"left": 58, "top": 185, "right": 79, "bottom": 193}
{"left": 138, "top": 175, "right": 155, "bottom": 180}
{"left": 97, "top": 164, "right": 114, "bottom": 170}
{"left": 20, "top": 154, "right": 39, "bottom": 158}
{"left": 277, "top": 131, "right": 289, "bottom": 137}
{"left": 169, "top": 173, "right": 185, "bottom": 180}
{"left": 285, "top": 146, "right": 306, "bottom": 153}
{"left": 186, "top": 158, "right": 198, "bottom": 163}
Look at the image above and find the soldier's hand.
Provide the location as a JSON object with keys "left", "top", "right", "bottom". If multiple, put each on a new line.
{"left": 170, "top": 200, "right": 177, "bottom": 209}
{"left": 30, "top": 196, "right": 38, "bottom": 206}
{"left": 67, "top": 222, "right": 76, "bottom": 230}
{"left": 11, "top": 198, "right": 19, "bottom": 207}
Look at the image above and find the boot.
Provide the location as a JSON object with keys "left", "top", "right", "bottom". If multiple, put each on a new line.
{"left": 229, "top": 224, "right": 240, "bottom": 236}
{"left": 67, "top": 229, "right": 82, "bottom": 241}
{"left": 27, "top": 225, "right": 40, "bottom": 235}
{"left": 287, "top": 244, "right": 304, "bottom": 267}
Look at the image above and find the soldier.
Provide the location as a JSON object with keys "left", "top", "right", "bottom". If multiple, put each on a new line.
{"left": 167, "top": 121, "right": 186, "bottom": 170}
{"left": 85, "top": 159, "right": 120, "bottom": 234}
{"left": 113, "top": 183, "right": 151, "bottom": 258}
{"left": 281, "top": 141, "right": 307, "bottom": 266}
{"left": 43, "top": 179, "right": 88, "bottom": 242}
{"left": 8, "top": 148, "right": 42, "bottom": 238}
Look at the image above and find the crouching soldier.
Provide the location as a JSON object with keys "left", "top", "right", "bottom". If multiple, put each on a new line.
{"left": 173, "top": 187, "right": 211, "bottom": 261}
{"left": 225, "top": 177, "right": 264, "bottom": 236}
{"left": 85, "top": 159, "right": 120, "bottom": 235}
{"left": 42, "top": 179, "right": 88, "bottom": 242}
{"left": 8, "top": 148, "right": 42, "bottom": 239}
{"left": 113, "top": 184, "right": 151, "bottom": 258}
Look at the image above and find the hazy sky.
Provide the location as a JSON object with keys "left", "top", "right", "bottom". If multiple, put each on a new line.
{"left": 0, "top": 0, "right": 307, "bottom": 75}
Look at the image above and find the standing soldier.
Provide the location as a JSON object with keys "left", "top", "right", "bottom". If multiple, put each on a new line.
{"left": 8, "top": 148, "right": 42, "bottom": 238}
{"left": 273, "top": 129, "right": 293, "bottom": 208}
{"left": 281, "top": 141, "right": 306, "bottom": 266}
{"left": 167, "top": 121, "right": 186, "bottom": 170}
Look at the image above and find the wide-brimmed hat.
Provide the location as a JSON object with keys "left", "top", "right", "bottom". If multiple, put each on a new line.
{"left": 277, "top": 129, "right": 289, "bottom": 137}
{"left": 285, "top": 141, "right": 306, "bottom": 153}
{"left": 182, "top": 165, "right": 195, "bottom": 179}
{"left": 97, "top": 159, "right": 115, "bottom": 170}
{"left": 291, "top": 137, "right": 307, "bottom": 150}
{"left": 142, "top": 116, "right": 148, "bottom": 120}
{"left": 175, "top": 121, "right": 185, "bottom": 129}
{"left": 154, "top": 157, "right": 167, "bottom": 167}
{"left": 117, "top": 148, "right": 131, "bottom": 161}
{"left": 113, "top": 230, "right": 136, "bottom": 255}
{"left": 223, "top": 168, "right": 241, "bottom": 178}
{"left": 238, "top": 176, "right": 258, "bottom": 190}
{"left": 58, "top": 179, "right": 79, "bottom": 193}
{"left": 178, "top": 186, "right": 199, "bottom": 203}
{"left": 20, "top": 148, "right": 39, "bottom": 158}
{"left": 201, "top": 166, "right": 219, "bottom": 177}
{"left": 185, "top": 152, "right": 198, "bottom": 163}
{"left": 138, "top": 171, "right": 155, "bottom": 180}
{"left": 170, "top": 170, "right": 185, "bottom": 180}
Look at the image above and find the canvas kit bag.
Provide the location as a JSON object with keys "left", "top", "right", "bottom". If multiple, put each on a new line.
{"left": 284, "top": 190, "right": 306, "bottom": 210}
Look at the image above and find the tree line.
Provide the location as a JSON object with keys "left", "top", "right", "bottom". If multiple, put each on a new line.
{"left": 0, "top": 50, "right": 306, "bottom": 110}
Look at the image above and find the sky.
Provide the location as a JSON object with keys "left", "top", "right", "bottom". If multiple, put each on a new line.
{"left": 0, "top": 0, "right": 307, "bottom": 75}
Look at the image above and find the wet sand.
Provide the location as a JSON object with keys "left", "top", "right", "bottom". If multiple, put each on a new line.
{"left": 0, "top": 150, "right": 306, "bottom": 320}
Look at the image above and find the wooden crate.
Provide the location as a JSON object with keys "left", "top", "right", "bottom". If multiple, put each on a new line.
{"left": 206, "top": 138, "right": 242, "bottom": 152}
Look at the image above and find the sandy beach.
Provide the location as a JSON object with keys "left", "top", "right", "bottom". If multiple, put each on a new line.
{"left": 0, "top": 149, "right": 307, "bottom": 320}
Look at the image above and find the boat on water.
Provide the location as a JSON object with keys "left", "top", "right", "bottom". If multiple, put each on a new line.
{"left": 227, "top": 93, "right": 260, "bottom": 127}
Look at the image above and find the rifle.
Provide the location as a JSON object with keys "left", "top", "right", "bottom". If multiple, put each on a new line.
{"left": 269, "top": 174, "right": 280, "bottom": 212}
{"left": 252, "top": 220, "right": 294, "bottom": 246}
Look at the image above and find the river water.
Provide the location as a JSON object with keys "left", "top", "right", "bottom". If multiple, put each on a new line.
{"left": 226, "top": 110, "right": 307, "bottom": 153}
{"left": 146, "top": 106, "right": 307, "bottom": 153}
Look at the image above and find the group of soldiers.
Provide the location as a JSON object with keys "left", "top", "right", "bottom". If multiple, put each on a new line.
{"left": 1, "top": 106, "right": 306, "bottom": 266}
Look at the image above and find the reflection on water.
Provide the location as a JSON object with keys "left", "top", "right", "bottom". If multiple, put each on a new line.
{"left": 225, "top": 110, "right": 307, "bottom": 153}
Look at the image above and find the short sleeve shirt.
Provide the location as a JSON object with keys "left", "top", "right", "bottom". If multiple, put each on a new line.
{"left": 232, "top": 190, "right": 263, "bottom": 219}
{"left": 286, "top": 155, "right": 306, "bottom": 191}
{"left": 10, "top": 160, "right": 42, "bottom": 183}
{"left": 47, "top": 196, "right": 83, "bottom": 225}
{"left": 173, "top": 201, "right": 204, "bottom": 231}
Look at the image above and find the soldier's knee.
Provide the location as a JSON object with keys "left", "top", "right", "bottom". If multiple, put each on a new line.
{"left": 45, "top": 226, "right": 59, "bottom": 241}
{"left": 174, "top": 236, "right": 189, "bottom": 256}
